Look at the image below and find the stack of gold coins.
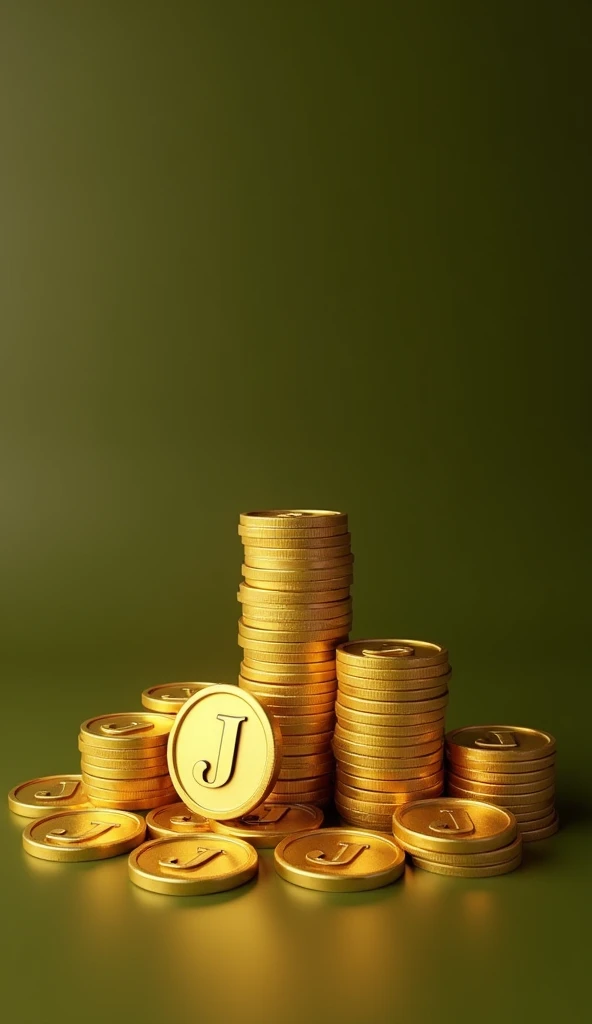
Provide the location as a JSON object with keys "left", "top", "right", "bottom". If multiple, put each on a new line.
{"left": 238, "top": 509, "right": 353, "bottom": 806}
{"left": 141, "top": 681, "right": 220, "bottom": 716}
{"left": 393, "top": 797, "right": 523, "bottom": 877}
{"left": 333, "top": 639, "right": 450, "bottom": 830}
{"left": 79, "top": 713, "right": 177, "bottom": 810}
{"left": 445, "top": 725, "right": 558, "bottom": 841}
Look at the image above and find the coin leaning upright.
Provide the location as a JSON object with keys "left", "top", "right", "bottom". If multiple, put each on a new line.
{"left": 167, "top": 685, "right": 282, "bottom": 821}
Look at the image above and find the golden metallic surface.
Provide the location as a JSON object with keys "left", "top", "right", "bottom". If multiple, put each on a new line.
{"left": 243, "top": 566, "right": 353, "bottom": 587}
{"left": 168, "top": 684, "right": 282, "bottom": 821}
{"left": 239, "top": 619, "right": 349, "bottom": 643}
{"left": 243, "top": 544, "right": 352, "bottom": 562}
{"left": 410, "top": 853, "right": 522, "bottom": 877}
{"left": 240, "top": 531, "right": 351, "bottom": 549}
{"left": 279, "top": 763, "right": 334, "bottom": 781}
{"left": 333, "top": 733, "right": 444, "bottom": 757}
{"left": 445, "top": 753, "right": 557, "bottom": 775}
{"left": 274, "top": 827, "right": 405, "bottom": 892}
{"left": 239, "top": 523, "right": 348, "bottom": 540}
{"left": 145, "top": 802, "right": 210, "bottom": 838}
{"left": 445, "top": 725, "right": 556, "bottom": 762}
{"left": 336, "top": 808, "right": 393, "bottom": 831}
{"left": 399, "top": 833, "right": 523, "bottom": 866}
{"left": 336, "top": 663, "right": 450, "bottom": 683}
{"left": 78, "top": 737, "right": 169, "bottom": 761}
{"left": 242, "top": 563, "right": 353, "bottom": 583}
{"left": 336, "top": 761, "right": 441, "bottom": 783}
{"left": 337, "top": 769, "right": 444, "bottom": 793}
{"left": 244, "top": 553, "right": 354, "bottom": 572}
{"left": 245, "top": 695, "right": 335, "bottom": 719}
{"left": 520, "top": 815, "right": 559, "bottom": 842}
{"left": 514, "top": 806, "right": 557, "bottom": 824}
{"left": 242, "top": 651, "right": 336, "bottom": 667}
{"left": 273, "top": 772, "right": 334, "bottom": 791}
{"left": 238, "top": 678, "right": 337, "bottom": 700}
{"left": 242, "top": 614, "right": 352, "bottom": 635}
{"left": 335, "top": 709, "right": 445, "bottom": 730}
{"left": 276, "top": 717, "right": 335, "bottom": 737}
{"left": 240, "top": 510, "right": 348, "bottom": 529}
{"left": 337, "top": 639, "right": 448, "bottom": 670}
{"left": 240, "top": 599, "right": 352, "bottom": 622}
{"left": 210, "top": 802, "right": 323, "bottom": 848}
{"left": 449, "top": 763, "right": 556, "bottom": 785}
{"left": 282, "top": 733, "right": 333, "bottom": 756}
{"left": 79, "top": 751, "right": 168, "bottom": 772}
{"left": 281, "top": 752, "right": 334, "bottom": 770}
{"left": 80, "top": 761, "right": 169, "bottom": 781}
{"left": 81, "top": 772, "right": 173, "bottom": 793}
{"left": 335, "top": 723, "right": 444, "bottom": 744}
{"left": 22, "top": 809, "right": 145, "bottom": 862}
{"left": 238, "top": 634, "right": 339, "bottom": 654}
{"left": 335, "top": 748, "right": 442, "bottom": 770}
{"left": 336, "top": 695, "right": 448, "bottom": 719}
{"left": 446, "top": 773, "right": 554, "bottom": 795}
{"left": 336, "top": 676, "right": 452, "bottom": 699}
{"left": 8, "top": 775, "right": 91, "bottom": 818}
{"left": 338, "top": 686, "right": 448, "bottom": 710}
{"left": 337, "top": 777, "right": 444, "bottom": 803}
{"left": 447, "top": 783, "right": 555, "bottom": 807}
{"left": 393, "top": 798, "right": 517, "bottom": 854}
{"left": 86, "top": 792, "right": 176, "bottom": 811}
{"left": 239, "top": 663, "right": 337, "bottom": 683}
{"left": 336, "top": 787, "right": 444, "bottom": 815}
{"left": 141, "top": 682, "right": 218, "bottom": 713}
{"left": 239, "top": 584, "right": 351, "bottom": 606}
{"left": 128, "top": 834, "right": 258, "bottom": 896}
{"left": 266, "top": 792, "right": 331, "bottom": 808}
{"left": 80, "top": 713, "right": 173, "bottom": 750}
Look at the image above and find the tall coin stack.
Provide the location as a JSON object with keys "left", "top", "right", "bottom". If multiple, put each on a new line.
{"left": 445, "top": 725, "right": 558, "bottom": 841}
{"left": 333, "top": 640, "right": 450, "bottom": 830}
{"left": 79, "top": 713, "right": 177, "bottom": 810}
{"left": 237, "top": 510, "right": 353, "bottom": 807}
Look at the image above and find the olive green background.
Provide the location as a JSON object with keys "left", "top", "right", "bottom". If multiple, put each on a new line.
{"left": 1, "top": 2, "right": 590, "bottom": 1022}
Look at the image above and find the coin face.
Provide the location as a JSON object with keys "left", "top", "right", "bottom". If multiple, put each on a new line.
{"left": 274, "top": 827, "right": 405, "bottom": 892}
{"left": 168, "top": 685, "right": 282, "bottom": 821}
{"left": 8, "top": 775, "right": 91, "bottom": 818}
{"left": 128, "top": 834, "right": 258, "bottom": 895}
{"left": 446, "top": 726, "right": 556, "bottom": 761}
{"left": 210, "top": 802, "right": 324, "bottom": 848}
{"left": 80, "top": 713, "right": 173, "bottom": 749}
{"left": 22, "top": 809, "right": 145, "bottom": 861}
{"left": 240, "top": 510, "right": 348, "bottom": 529}
{"left": 393, "top": 798, "right": 517, "bottom": 854}
{"left": 142, "top": 683, "right": 219, "bottom": 713}
{"left": 145, "top": 802, "right": 210, "bottom": 838}
{"left": 337, "top": 639, "right": 448, "bottom": 669}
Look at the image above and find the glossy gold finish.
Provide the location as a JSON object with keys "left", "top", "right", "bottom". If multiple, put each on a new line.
{"left": 168, "top": 684, "right": 282, "bottom": 821}
{"left": 8, "top": 775, "right": 91, "bottom": 818}
{"left": 243, "top": 572, "right": 353, "bottom": 592}
{"left": 141, "top": 682, "right": 219, "bottom": 713}
{"left": 22, "top": 809, "right": 145, "bottom": 861}
{"left": 211, "top": 802, "right": 324, "bottom": 848}
{"left": 80, "top": 761, "right": 169, "bottom": 781}
{"left": 239, "top": 584, "right": 351, "bottom": 605}
{"left": 520, "top": 814, "right": 559, "bottom": 842}
{"left": 128, "top": 834, "right": 258, "bottom": 895}
{"left": 274, "top": 827, "right": 405, "bottom": 892}
{"left": 239, "top": 663, "right": 337, "bottom": 683}
{"left": 239, "top": 618, "right": 349, "bottom": 643}
{"left": 86, "top": 792, "right": 176, "bottom": 810}
{"left": 446, "top": 725, "right": 556, "bottom": 761}
{"left": 337, "top": 769, "right": 444, "bottom": 794}
{"left": 240, "top": 510, "right": 348, "bottom": 529}
{"left": 145, "top": 801, "right": 210, "bottom": 838}
{"left": 410, "top": 853, "right": 522, "bottom": 877}
{"left": 80, "top": 713, "right": 173, "bottom": 750}
{"left": 401, "top": 833, "right": 523, "bottom": 866}
{"left": 337, "top": 639, "right": 448, "bottom": 669}
{"left": 392, "top": 798, "right": 517, "bottom": 854}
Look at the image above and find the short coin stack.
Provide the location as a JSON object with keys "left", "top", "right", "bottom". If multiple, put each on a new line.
{"left": 445, "top": 725, "right": 558, "bottom": 841}
{"left": 333, "top": 639, "right": 450, "bottom": 830}
{"left": 393, "top": 797, "right": 523, "bottom": 877}
{"left": 79, "top": 713, "right": 177, "bottom": 810}
{"left": 238, "top": 509, "right": 353, "bottom": 806}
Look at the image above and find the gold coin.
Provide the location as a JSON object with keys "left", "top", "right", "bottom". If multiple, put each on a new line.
{"left": 336, "top": 784, "right": 443, "bottom": 811}
{"left": 338, "top": 686, "right": 449, "bottom": 710}
{"left": 334, "top": 748, "right": 442, "bottom": 771}
{"left": 514, "top": 806, "right": 557, "bottom": 824}
{"left": 81, "top": 772, "right": 174, "bottom": 793}
{"left": 338, "top": 777, "right": 443, "bottom": 802}
{"left": 80, "top": 761, "right": 170, "bottom": 781}
{"left": 335, "top": 760, "right": 441, "bottom": 782}
{"left": 129, "top": 833, "right": 258, "bottom": 895}
{"left": 243, "top": 544, "right": 352, "bottom": 561}
{"left": 274, "top": 827, "right": 405, "bottom": 892}
{"left": 520, "top": 815, "right": 559, "bottom": 842}
{"left": 239, "top": 583, "right": 351, "bottom": 605}
{"left": 239, "top": 619, "right": 348, "bottom": 643}
{"left": 400, "top": 833, "right": 523, "bottom": 866}
{"left": 273, "top": 771, "right": 333, "bottom": 790}
{"left": 333, "top": 732, "right": 444, "bottom": 757}
{"left": 239, "top": 522, "right": 348, "bottom": 540}
{"left": 240, "top": 509, "right": 348, "bottom": 528}
{"left": 242, "top": 659, "right": 337, "bottom": 680}
{"left": 266, "top": 790, "right": 332, "bottom": 806}
{"left": 79, "top": 751, "right": 168, "bottom": 772}
{"left": 337, "top": 769, "right": 444, "bottom": 793}
{"left": 240, "top": 663, "right": 338, "bottom": 683}
{"left": 337, "top": 639, "right": 448, "bottom": 670}
{"left": 243, "top": 574, "right": 354, "bottom": 593}
{"left": 336, "top": 808, "right": 393, "bottom": 831}
{"left": 145, "top": 802, "right": 210, "bottom": 838}
{"left": 336, "top": 662, "right": 450, "bottom": 683}
{"left": 334, "top": 721, "right": 444, "bottom": 743}
{"left": 87, "top": 792, "right": 176, "bottom": 810}
{"left": 244, "top": 553, "right": 354, "bottom": 571}
{"left": 242, "top": 563, "right": 353, "bottom": 583}
{"left": 80, "top": 713, "right": 173, "bottom": 750}
{"left": 336, "top": 695, "right": 448, "bottom": 719}
{"left": 238, "top": 634, "right": 339, "bottom": 654}
{"left": 282, "top": 752, "right": 334, "bottom": 769}
{"left": 282, "top": 733, "right": 334, "bottom": 756}
{"left": 242, "top": 613, "right": 352, "bottom": 634}
{"left": 246, "top": 695, "right": 335, "bottom": 718}
{"left": 142, "top": 682, "right": 219, "bottom": 713}
{"left": 240, "top": 530, "right": 351, "bottom": 548}
{"left": 23, "top": 809, "right": 145, "bottom": 861}
{"left": 78, "top": 737, "right": 169, "bottom": 761}
{"left": 448, "top": 763, "right": 555, "bottom": 786}
{"left": 279, "top": 762, "right": 334, "bottom": 781}
{"left": 240, "top": 599, "right": 352, "bottom": 622}
{"left": 446, "top": 773, "right": 554, "bottom": 795}
{"left": 8, "top": 775, "right": 91, "bottom": 818}
{"left": 445, "top": 753, "right": 556, "bottom": 775}
{"left": 335, "top": 710, "right": 445, "bottom": 732}
{"left": 276, "top": 716, "right": 335, "bottom": 737}
{"left": 447, "top": 783, "right": 555, "bottom": 807}
{"left": 393, "top": 798, "right": 517, "bottom": 854}
{"left": 168, "top": 684, "right": 282, "bottom": 821}
{"left": 242, "top": 652, "right": 336, "bottom": 668}
{"left": 210, "top": 802, "right": 323, "bottom": 848}
{"left": 445, "top": 725, "right": 556, "bottom": 762}
{"left": 336, "top": 675, "right": 452, "bottom": 698}
{"left": 410, "top": 853, "right": 522, "bottom": 877}
{"left": 238, "top": 677, "right": 337, "bottom": 699}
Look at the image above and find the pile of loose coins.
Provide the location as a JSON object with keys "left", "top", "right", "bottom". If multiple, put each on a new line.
{"left": 445, "top": 726, "right": 558, "bottom": 841}
{"left": 7, "top": 509, "right": 560, "bottom": 897}
{"left": 79, "top": 713, "right": 177, "bottom": 810}
{"left": 392, "top": 797, "right": 523, "bottom": 877}
{"left": 237, "top": 509, "right": 354, "bottom": 807}
{"left": 333, "top": 640, "right": 449, "bottom": 830}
